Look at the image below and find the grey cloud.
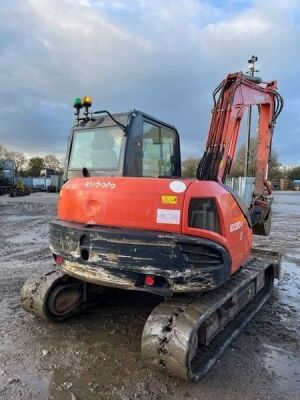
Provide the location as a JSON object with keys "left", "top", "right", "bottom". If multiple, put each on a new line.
{"left": 0, "top": 0, "right": 299, "bottom": 163}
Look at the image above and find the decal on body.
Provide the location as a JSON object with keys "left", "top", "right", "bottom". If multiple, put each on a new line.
{"left": 157, "top": 209, "right": 181, "bottom": 225}
{"left": 85, "top": 181, "right": 116, "bottom": 189}
{"left": 169, "top": 181, "right": 186, "bottom": 193}
{"left": 162, "top": 195, "right": 177, "bottom": 204}
{"left": 230, "top": 221, "right": 243, "bottom": 232}
{"left": 254, "top": 93, "right": 265, "bottom": 103}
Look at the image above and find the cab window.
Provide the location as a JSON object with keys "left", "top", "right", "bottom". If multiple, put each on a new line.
{"left": 142, "top": 122, "right": 177, "bottom": 177}
{"left": 68, "top": 127, "right": 123, "bottom": 170}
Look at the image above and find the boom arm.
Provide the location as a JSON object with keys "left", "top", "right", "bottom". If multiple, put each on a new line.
{"left": 197, "top": 72, "right": 283, "bottom": 236}
{"left": 197, "top": 72, "right": 283, "bottom": 197}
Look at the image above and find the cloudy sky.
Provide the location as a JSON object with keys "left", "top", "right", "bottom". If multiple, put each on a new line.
{"left": 0, "top": 0, "right": 299, "bottom": 164}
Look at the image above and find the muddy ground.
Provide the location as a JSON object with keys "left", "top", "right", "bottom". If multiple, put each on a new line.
{"left": 0, "top": 191, "right": 299, "bottom": 400}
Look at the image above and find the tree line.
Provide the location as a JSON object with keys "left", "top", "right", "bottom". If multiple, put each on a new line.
{"left": 0, "top": 144, "right": 63, "bottom": 177}
{"left": 182, "top": 139, "right": 300, "bottom": 181}
{"left": 1, "top": 140, "right": 299, "bottom": 181}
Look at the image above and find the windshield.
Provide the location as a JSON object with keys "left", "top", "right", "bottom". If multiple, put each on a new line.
{"left": 69, "top": 126, "right": 123, "bottom": 170}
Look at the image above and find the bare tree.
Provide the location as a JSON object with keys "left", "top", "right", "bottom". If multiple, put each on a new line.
{"left": 287, "top": 166, "right": 300, "bottom": 180}
{"left": 231, "top": 138, "right": 281, "bottom": 179}
{"left": 44, "top": 154, "right": 60, "bottom": 171}
{"left": 182, "top": 158, "right": 200, "bottom": 178}
{"left": 0, "top": 144, "right": 8, "bottom": 159}
{"left": 5, "top": 151, "right": 27, "bottom": 176}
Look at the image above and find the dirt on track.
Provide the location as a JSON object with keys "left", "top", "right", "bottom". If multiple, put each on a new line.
{"left": 0, "top": 191, "right": 299, "bottom": 400}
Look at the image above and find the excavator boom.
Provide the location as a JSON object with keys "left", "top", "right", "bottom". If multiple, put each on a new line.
{"left": 198, "top": 72, "right": 283, "bottom": 194}
{"left": 198, "top": 72, "right": 283, "bottom": 235}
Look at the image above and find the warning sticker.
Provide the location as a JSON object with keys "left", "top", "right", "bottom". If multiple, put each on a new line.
{"left": 156, "top": 209, "right": 181, "bottom": 225}
{"left": 169, "top": 180, "right": 186, "bottom": 193}
{"left": 162, "top": 195, "right": 177, "bottom": 205}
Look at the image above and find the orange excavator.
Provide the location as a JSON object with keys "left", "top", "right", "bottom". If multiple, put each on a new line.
{"left": 21, "top": 71, "right": 283, "bottom": 381}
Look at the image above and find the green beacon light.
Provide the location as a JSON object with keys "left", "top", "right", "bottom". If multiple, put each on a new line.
{"left": 73, "top": 97, "right": 82, "bottom": 109}
{"left": 73, "top": 97, "right": 82, "bottom": 120}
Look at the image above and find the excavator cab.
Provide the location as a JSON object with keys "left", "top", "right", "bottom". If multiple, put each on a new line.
{"left": 64, "top": 109, "right": 181, "bottom": 181}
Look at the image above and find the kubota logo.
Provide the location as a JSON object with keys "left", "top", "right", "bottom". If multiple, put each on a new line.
{"left": 230, "top": 221, "right": 243, "bottom": 232}
{"left": 85, "top": 181, "right": 116, "bottom": 189}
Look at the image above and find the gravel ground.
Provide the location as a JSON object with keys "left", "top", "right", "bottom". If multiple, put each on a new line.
{"left": 0, "top": 191, "right": 299, "bottom": 400}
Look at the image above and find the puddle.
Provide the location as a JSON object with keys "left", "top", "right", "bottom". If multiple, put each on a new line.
{"left": 0, "top": 367, "right": 50, "bottom": 399}
{"left": 262, "top": 257, "right": 300, "bottom": 396}
{"left": 263, "top": 344, "right": 300, "bottom": 395}
{"left": 279, "top": 260, "right": 300, "bottom": 315}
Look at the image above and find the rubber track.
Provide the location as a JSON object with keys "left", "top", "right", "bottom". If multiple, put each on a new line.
{"left": 141, "top": 258, "right": 274, "bottom": 381}
{"left": 20, "top": 270, "right": 105, "bottom": 322}
{"left": 20, "top": 270, "right": 65, "bottom": 320}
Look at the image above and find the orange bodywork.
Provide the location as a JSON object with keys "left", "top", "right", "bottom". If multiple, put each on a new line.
{"left": 58, "top": 176, "right": 252, "bottom": 275}
{"left": 54, "top": 72, "right": 282, "bottom": 293}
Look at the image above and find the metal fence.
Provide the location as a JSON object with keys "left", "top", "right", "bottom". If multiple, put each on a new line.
{"left": 226, "top": 177, "right": 255, "bottom": 207}
{"left": 22, "top": 177, "right": 51, "bottom": 190}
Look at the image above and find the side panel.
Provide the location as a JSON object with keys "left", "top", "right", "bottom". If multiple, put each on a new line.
{"left": 58, "top": 177, "right": 192, "bottom": 234}
{"left": 182, "top": 181, "right": 252, "bottom": 274}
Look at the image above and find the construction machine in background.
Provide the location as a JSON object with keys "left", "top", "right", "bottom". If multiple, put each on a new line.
{"left": 21, "top": 71, "right": 283, "bottom": 381}
{"left": 9, "top": 180, "right": 31, "bottom": 197}
{"left": 0, "top": 159, "right": 16, "bottom": 196}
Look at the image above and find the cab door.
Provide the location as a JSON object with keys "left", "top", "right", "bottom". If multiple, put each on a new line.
{"left": 124, "top": 114, "right": 181, "bottom": 178}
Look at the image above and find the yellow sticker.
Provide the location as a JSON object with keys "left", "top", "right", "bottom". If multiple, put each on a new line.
{"left": 162, "top": 195, "right": 177, "bottom": 204}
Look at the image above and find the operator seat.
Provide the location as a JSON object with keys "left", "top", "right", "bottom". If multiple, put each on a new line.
{"left": 91, "top": 133, "right": 118, "bottom": 169}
